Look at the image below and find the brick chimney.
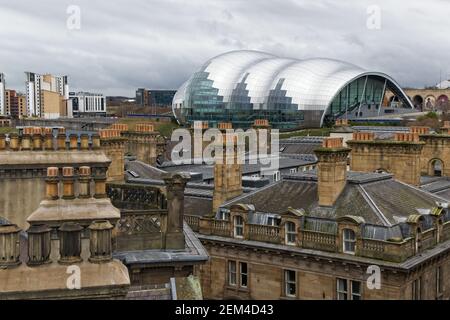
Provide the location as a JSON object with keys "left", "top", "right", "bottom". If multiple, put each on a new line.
{"left": 314, "top": 137, "right": 351, "bottom": 207}
{"left": 212, "top": 133, "right": 243, "bottom": 215}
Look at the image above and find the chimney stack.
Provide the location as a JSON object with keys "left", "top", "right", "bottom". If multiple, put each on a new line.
{"left": 46, "top": 167, "right": 59, "bottom": 200}
{"left": 212, "top": 132, "right": 243, "bottom": 215}
{"left": 9, "top": 133, "right": 19, "bottom": 150}
{"left": 162, "top": 172, "right": 190, "bottom": 249}
{"left": 69, "top": 134, "right": 78, "bottom": 150}
{"left": 80, "top": 134, "right": 89, "bottom": 150}
{"left": 0, "top": 134, "right": 6, "bottom": 150}
{"left": 78, "top": 166, "right": 91, "bottom": 198}
{"left": 56, "top": 133, "right": 66, "bottom": 150}
{"left": 314, "top": 137, "right": 351, "bottom": 207}
{"left": 91, "top": 133, "right": 100, "bottom": 149}
{"left": 62, "top": 167, "right": 75, "bottom": 200}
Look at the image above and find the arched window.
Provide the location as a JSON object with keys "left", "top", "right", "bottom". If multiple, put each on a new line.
{"left": 234, "top": 215, "right": 244, "bottom": 238}
{"left": 343, "top": 229, "right": 356, "bottom": 254}
{"left": 285, "top": 222, "right": 296, "bottom": 245}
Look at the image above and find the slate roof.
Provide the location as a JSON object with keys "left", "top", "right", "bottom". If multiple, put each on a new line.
{"left": 279, "top": 136, "right": 323, "bottom": 156}
{"left": 222, "top": 171, "right": 448, "bottom": 229}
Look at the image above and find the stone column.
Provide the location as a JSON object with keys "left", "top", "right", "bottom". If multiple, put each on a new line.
{"left": 162, "top": 172, "right": 190, "bottom": 249}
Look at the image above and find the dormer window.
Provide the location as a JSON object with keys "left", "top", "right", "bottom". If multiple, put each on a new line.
{"left": 285, "top": 222, "right": 296, "bottom": 245}
{"left": 267, "top": 216, "right": 279, "bottom": 226}
{"left": 234, "top": 215, "right": 244, "bottom": 238}
{"left": 343, "top": 229, "right": 356, "bottom": 254}
{"left": 218, "top": 210, "right": 229, "bottom": 221}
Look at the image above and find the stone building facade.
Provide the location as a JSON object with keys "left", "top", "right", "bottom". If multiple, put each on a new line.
{"left": 185, "top": 137, "right": 450, "bottom": 300}
{"left": 0, "top": 127, "right": 110, "bottom": 229}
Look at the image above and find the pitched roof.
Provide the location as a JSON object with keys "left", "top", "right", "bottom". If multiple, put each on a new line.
{"left": 222, "top": 171, "right": 446, "bottom": 227}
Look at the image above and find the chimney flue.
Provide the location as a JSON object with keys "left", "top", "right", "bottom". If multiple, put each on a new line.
{"left": 78, "top": 166, "right": 91, "bottom": 198}
{"left": 93, "top": 170, "right": 107, "bottom": 198}
{"left": 91, "top": 134, "right": 100, "bottom": 149}
{"left": 69, "top": 134, "right": 78, "bottom": 150}
{"left": 57, "top": 133, "right": 66, "bottom": 150}
{"left": 26, "top": 224, "right": 52, "bottom": 266}
{"left": 0, "top": 224, "right": 21, "bottom": 268}
{"left": 80, "top": 134, "right": 89, "bottom": 150}
{"left": 46, "top": 167, "right": 59, "bottom": 200}
{"left": 58, "top": 222, "right": 83, "bottom": 264}
{"left": 62, "top": 167, "right": 75, "bottom": 200}
{"left": 88, "top": 220, "right": 113, "bottom": 263}
{"left": 0, "top": 134, "right": 6, "bottom": 150}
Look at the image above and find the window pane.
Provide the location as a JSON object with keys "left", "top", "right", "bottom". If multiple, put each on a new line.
{"left": 240, "top": 262, "right": 248, "bottom": 288}
{"left": 285, "top": 270, "right": 296, "bottom": 297}
{"left": 228, "top": 261, "right": 236, "bottom": 285}
{"left": 351, "top": 281, "right": 361, "bottom": 300}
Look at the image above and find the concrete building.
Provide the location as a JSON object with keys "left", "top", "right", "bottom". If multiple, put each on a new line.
{"left": 0, "top": 73, "right": 5, "bottom": 115}
{"left": 68, "top": 92, "right": 107, "bottom": 117}
{"left": 25, "top": 72, "right": 69, "bottom": 118}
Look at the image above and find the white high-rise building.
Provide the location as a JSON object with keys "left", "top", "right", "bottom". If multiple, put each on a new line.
{"left": 25, "top": 72, "right": 69, "bottom": 118}
{"left": 0, "top": 73, "right": 5, "bottom": 115}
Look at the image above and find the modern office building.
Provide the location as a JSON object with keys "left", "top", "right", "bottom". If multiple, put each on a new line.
{"left": 25, "top": 72, "right": 69, "bottom": 118}
{"left": 172, "top": 50, "right": 414, "bottom": 129}
{"left": 0, "top": 73, "right": 5, "bottom": 115}
{"left": 67, "top": 91, "right": 107, "bottom": 117}
{"left": 136, "top": 88, "right": 176, "bottom": 107}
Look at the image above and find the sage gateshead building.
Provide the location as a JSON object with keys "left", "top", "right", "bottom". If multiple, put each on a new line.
{"left": 172, "top": 50, "right": 414, "bottom": 129}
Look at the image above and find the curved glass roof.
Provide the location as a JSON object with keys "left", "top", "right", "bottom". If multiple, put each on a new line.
{"left": 173, "top": 50, "right": 413, "bottom": 128}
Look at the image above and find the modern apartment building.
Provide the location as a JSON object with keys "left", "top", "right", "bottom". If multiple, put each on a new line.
{"left": 5, "top": 90, "right": 26, "bottom": 118}
{"left": 67, "top": 91, "right": 107, "bottom": 117}
{"left": 0, "top": 73, "right": 5, "bottom": 115}
{"left": 25, "top": 72, "right": 69, "bottom": 118}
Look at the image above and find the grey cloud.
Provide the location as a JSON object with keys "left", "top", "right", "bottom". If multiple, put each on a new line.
{"left": 0, "top": 0, "right": 448, "bottom": 96}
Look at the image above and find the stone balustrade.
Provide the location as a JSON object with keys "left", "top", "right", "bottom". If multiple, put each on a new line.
{"left": 184, "top": 212, "right": 450, "bottom": 263}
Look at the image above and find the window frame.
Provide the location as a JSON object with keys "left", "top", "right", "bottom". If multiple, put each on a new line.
{"left": 285, "top": 221, "right": 297, "bottom": 245}
{"left": 412, "top": 277, "right": 422, "bottom": 300}
{"left": 239, "top": 262, "right": 248, "bottom": 288}
{"left": 337, "top": 278, "right": 362, "bottom": 300}
{"left": 343, "top": 228, "right": 356, "bottom": 254}
{"left": 228, "top": 260, "right": 237, "bottom": 286}
{"left": 234, "top": 215, "right": 244, "bottom": 238}
{"left": 284, "top": 269, "right": 297, "bottom": 298}
{"left": 436, "top": 266, "right": 443, "bottom": 297}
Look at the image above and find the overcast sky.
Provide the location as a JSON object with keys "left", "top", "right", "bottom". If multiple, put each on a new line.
{"left": 0, "top": 0, "right": 449, "bottom": 96}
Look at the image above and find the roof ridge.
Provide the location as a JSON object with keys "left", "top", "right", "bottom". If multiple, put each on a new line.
{"left": 357, "top": 184, "right": 392, "bottom": 226}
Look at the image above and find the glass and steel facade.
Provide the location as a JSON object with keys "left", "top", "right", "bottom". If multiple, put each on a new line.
{"left": 172, "top": 50, "right": 413, "bottom": 128}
